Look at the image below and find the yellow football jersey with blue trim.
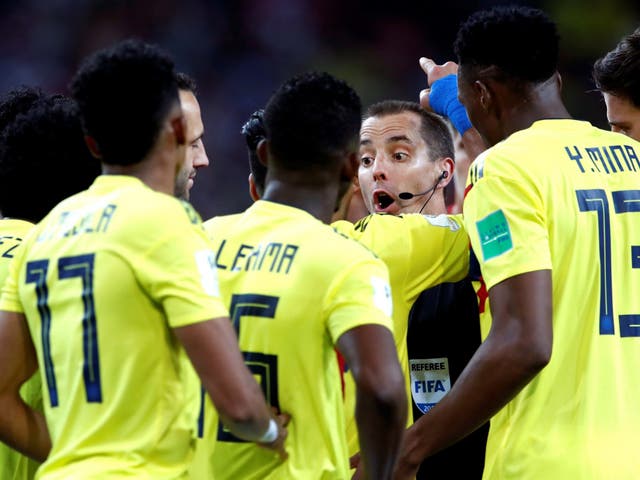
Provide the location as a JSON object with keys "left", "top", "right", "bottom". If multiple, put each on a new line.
{"left": 333, "top": 213, "right": 469, "bottom": 453}
{"left": 0, "top": 176, "right": 228, "bottom": 480}
{"left": 196, "top": 200, "right": 394, "bottom": 480}
{"left": 464, "top": 120, "right": 640, "bottom": 479}
{"left": 0, "top": 219, "right": 42, "bottom": 480}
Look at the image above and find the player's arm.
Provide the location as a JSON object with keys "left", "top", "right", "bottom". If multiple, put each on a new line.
{"left": 173, "top": 318, "right": 288, "bottom": 456}
{"left": 394, "top": 270, "right": 552, "bottom": 479}
{"left": 337, "top": 324, "right": 406, "bottom": 480}
{"left": 0, "top": 310, "right": 51, "bottom": 462}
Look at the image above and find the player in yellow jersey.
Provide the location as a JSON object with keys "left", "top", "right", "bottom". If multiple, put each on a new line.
{"left": 397, "top": 6, "right": 640, "bottom": 479}
{"left": 0, "top": 88, "right": 101, "bottom": 480}
{"left": 0, "top": 39, "right": 286, "bottom": 479}
{"left": 174, "top": 72, "right": 210, "bottom": 201}
{"left": 202, "top": 72, "right": 407, "bottom": 480}
{"left": 224, "top": 104, "right": 475, "bottom": 478}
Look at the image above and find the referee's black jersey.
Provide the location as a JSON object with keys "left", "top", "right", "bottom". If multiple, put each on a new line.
{"left": 407, "top": 279, "right": 488, "bottom": 479}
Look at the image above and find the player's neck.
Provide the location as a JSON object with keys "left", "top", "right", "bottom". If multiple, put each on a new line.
{"left": 501, "top": 79, "right": 571, "bottom": 139}
{"left": 261, "top": 179, "right": 339, "bottom": 224}
{"left": 102, "top": 151, "right": 178, "bottom": 197}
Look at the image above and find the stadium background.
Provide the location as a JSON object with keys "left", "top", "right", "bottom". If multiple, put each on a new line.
{"left": 1, "top": 0, "right": 638, "bottom": 218}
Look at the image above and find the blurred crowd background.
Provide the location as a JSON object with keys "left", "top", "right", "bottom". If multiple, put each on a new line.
{"left": 1, "top": 0, "right": 638, "bottom": 218}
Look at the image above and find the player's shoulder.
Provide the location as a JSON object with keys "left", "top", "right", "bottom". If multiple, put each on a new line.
{"left": 44, "top": 178, "right": 202, "bottom": 242}
{"left": 0, "top": 218, "right": 34, "bottom": 237}
{"left": 338, "top": 213, "right": 463, "bottom": 236}
{"left": 119, "top": 185, "right": 202, "bottom": 229}
{"left": 300, "top": 222, "right": 381, "bottom": 275}
{"left": 326, "top": 221, "right": 380, "bottom": 261}
{"left": 203, "top": 213, "right": 243, "bottom": 237}
{"left": 467, "top": 124, "right": 552, "bottom": 186}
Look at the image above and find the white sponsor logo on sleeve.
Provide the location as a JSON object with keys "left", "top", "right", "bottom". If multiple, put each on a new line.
{"left": 370, "top": 276, "right": 393, "bottom": 317}
{"left": 194, "top": 250, "right": 220, "bottom": 297}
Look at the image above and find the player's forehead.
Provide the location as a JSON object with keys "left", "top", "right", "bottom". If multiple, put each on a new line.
{"left": 603, "top": 92, "right": 639, "bottom": 120}
{"left": 179, "top": 90, "right": 202, "bottom": 120}
{"left": 360, "top": 111, "right": 423, "bottom": 147}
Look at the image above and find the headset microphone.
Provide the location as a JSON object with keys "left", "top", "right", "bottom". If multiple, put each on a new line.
{"left": 398, "top": 171, "right": 448, "bottom": 200}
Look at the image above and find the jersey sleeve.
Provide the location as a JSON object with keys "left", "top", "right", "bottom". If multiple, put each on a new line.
{"left": 464, "top": 151, "right": 552, "bottom": 290}
{"left": 324, "top": 256, "right": 394, "bottom": 344}
{"left": 136, "top": 202, "right": 229, "bottom": 328}
{"left": 337, "top": 214, "right": 469, "bottom": 300}
{"left": 400, "top": 213, "right": 469, "bottom": 298}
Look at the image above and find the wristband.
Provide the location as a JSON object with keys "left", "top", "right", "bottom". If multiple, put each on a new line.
{"left": 257, "top": 418, "right": 278, "bottom": 443}
{"left": 429, "top": 74, "right": 473, "bottom": 136}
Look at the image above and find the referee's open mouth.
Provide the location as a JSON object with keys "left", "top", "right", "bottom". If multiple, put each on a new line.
{"left": 373, "top": 189, "right": 397, "bottom": 213}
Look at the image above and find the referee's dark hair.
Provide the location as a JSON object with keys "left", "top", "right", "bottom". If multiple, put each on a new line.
{"left": 70, "top": 39, "right": 180, "bottom": 166}
{"left": 593, "top": 28, "right": 640, "bottom": 108}
{"left": 364, "top": 101, "right": 453, "bottom": 163}
{"left": 454, "top": 6, "right": 559, "bottom": 85}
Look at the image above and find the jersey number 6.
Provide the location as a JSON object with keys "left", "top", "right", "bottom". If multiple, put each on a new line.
{"left": 215, "top": 293, "right": 280, "bottom": 442}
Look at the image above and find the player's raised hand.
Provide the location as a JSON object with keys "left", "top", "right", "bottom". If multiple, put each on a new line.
{"left": 418, "top": 57, "right": 459, "bottom": 111}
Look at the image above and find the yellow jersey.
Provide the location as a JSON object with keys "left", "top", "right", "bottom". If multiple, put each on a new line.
{"left": 0, "top": 176, "right": 228, "bottom": 479}
{"left": 0, "top": 219, "right": 42, "bottom": 480}
{"left": 198, "top": 200, "right": 394, "bottom": 480}
{"left": 464, "top": 120, "right": 640, "bottom": 479}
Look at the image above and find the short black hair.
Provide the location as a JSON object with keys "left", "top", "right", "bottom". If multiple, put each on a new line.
{"left": 364, "top": 100, "right": 454, "bottom": 162}
{"left": 70, "top": 39, "right": 179, "bottom": 166}
{"left": 0, "top": 95, "right": 100, "bottom": 222}
{"left": 175, "top": 72, "right": 197, "bottom": 94}
{"left": 454, "top": 6, "right": 559, "bottom": 84}
{"left": 241, "top": 109, "right": 267, "bottom": 195}
{"left": 263, "top": 71, "right": 362, "bottom": 170}
{"left": 0, "top": 86, "right": 45, "bottom": 134}
{"left": 593, "top": 28, "right": 640, "bottom": 108}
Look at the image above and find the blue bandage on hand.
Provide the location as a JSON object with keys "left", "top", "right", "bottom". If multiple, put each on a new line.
{"left": 429, "top": 74, "right": 472, "bottom": 135}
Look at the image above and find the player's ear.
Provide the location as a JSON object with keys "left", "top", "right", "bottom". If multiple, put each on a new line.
{"left": 256, "top": 139, "right": 269, "bottom": 167}
{"left": 342, "top": 150, "right": 359, "bottom": 181}
{"left": 170, "top": 114, "right": 186, "bottom": 146}
{"left": 249, "top": 173, "right": 260, "bottom": 202}
{"left": 555, "top": 71, "right": 563, "bottom": 91}
{"left": 84, "top": 135, "right": 102, "bottom": 159}
{"left": 475, "top": 80, "right": 491, "bottom": 112}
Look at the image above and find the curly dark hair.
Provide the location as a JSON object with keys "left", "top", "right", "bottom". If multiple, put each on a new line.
{"left": 70, "top": 39, "right": 179, "bottom": 166}
{"left": 454, "top": 6, "right": 559, "bottom": 83}
{"left": 0, "top": 86, "right": 46, "bottom": 134}
{"left": 593, "top": 28, "right": 640, "bottom": 108}
{"left": 263, "top": 71, "right": 362, "bottom": 170}
{"left": 0, "top": 95, "right": 100, "bottom": 222}
{"left": 241, "top": 109, "right": 267, "bottom": 195}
